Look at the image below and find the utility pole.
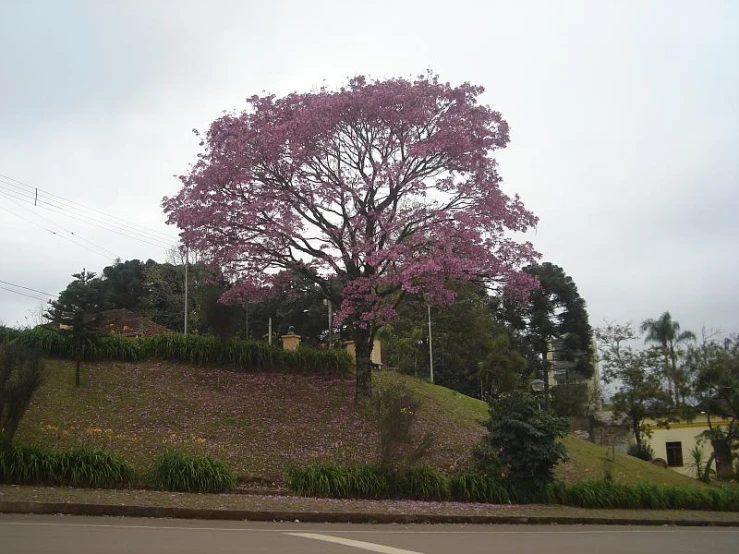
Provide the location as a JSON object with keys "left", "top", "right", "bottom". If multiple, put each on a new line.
{"left": 183, "top": 245, "right": 188, "bottom": 335}
{"left": 423, "top": 293, "right": 434, "bottom": 384}
{"left": 325, "top": 298, "right": 333, "bottom": 349}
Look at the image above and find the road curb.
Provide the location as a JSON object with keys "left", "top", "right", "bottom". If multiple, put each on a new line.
{"left": 1, "top": 500, "right": 738, "bottom": 527}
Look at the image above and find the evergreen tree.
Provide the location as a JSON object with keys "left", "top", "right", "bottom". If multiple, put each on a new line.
{"left": 45, "top": 269, "right": 100, "bottom": 387}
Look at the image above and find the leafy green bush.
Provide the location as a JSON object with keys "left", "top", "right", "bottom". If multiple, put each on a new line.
{"left": 0, "top": 445, "right": 133, "bottom": 488}
{"left": 473, "top": 390, "right": 569, "bottom": 489}
{"left": 149, "top": 450, "right": 236, "bottom": 493}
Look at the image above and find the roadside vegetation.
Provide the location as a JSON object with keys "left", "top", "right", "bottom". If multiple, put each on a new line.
{"left": 5, "top": 359, "right": 711, "bottom": 493}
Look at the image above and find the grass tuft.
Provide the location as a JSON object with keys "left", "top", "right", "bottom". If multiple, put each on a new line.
{"left": 0, "top": 445, "right": 133, "bottom": 488}
{"left": 149, "top": 450, "right": 237, "bottom": 493}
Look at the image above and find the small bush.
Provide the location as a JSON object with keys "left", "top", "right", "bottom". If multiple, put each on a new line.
{"left": 0, "top": 445, "right": 133, "bottom": 488}
{"left": 474, "top": 390, "right": 569, "bottom": 489}
{"left": 56, "top": 448, "right": 134, "bottom": 488}
{"left": 627, "top": 442, "right": 654, "bottom": 461}
{"left": 373, "top": 383, "right": 434, "bottom": 470}
{"left": 0, "top": 445, "right": 58, "bottom": 484}
{"left": 150, "top": 450, "right": 236, "bottom": 493}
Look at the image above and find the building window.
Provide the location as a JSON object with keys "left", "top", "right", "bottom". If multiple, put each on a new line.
{"left": 666, "top": 442, "right": 683, "bottom": 467}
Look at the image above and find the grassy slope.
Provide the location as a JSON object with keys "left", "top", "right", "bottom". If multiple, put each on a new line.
{"left": 15, "top": 360, "right": 705, "bottom": 488}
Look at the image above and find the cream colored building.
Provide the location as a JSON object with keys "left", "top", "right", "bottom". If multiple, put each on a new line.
{"left": 644, "top": 415, "right": 732, "bottom": 477}
{"left": 547, "top": 337, "right": 602, "bottom": 412}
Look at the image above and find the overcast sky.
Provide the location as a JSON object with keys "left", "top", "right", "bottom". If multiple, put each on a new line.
{"left": 0, "top": 0, "right": 737, "bottom": 338}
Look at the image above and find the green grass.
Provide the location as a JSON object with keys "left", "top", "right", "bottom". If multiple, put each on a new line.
{"left": 13, "top": 359, "right": 714, "bottom": 490}
{"left": 557, "top": 435, "right": 709, "bottom": 488}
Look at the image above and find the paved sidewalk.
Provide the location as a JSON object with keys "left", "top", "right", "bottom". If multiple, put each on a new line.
{"left": 2, "top": 485, "right": 738, "bottom": 526}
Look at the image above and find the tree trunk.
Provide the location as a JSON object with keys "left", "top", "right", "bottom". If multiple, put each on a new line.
{"left": 632, "top": 417, "right": 642, "bottom": 447}
{"left": 353, "top": 327, "right": 373, "bottom": 404}
{"left": 702, "top": 452, "right": 716, "bottom": 483}
{"left": 74, "top": 351, "right": 81, "bottom": 388}
{"left": 541, "top": 349, "right": 550, "bottom": 410}
{"left": 711, "top": 438, "right": 734, "bottom": 479}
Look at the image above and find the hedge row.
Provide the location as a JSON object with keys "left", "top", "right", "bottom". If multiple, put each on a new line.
{"left": 0, "top": 327, "right": 353, "bottom": 375}
{"left": 288, "top": 464, "right": 739, "bottom": 511}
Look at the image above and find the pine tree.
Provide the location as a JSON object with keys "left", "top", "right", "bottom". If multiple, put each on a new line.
{"left": 45, "top": 269, "right": 100, "bottom": 387}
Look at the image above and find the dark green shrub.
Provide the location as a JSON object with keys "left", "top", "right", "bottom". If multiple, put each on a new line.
{"left": 0, "top": 342, "right": 45, "bottom": 451}
{"left": 627, "top": 442, "right": 654, "bottom": 461}
{"left": 150, "top": 450, "right": 236, "bottom": 493}
{"left": 473, "top": 390, "right": 569, "bottom": 489}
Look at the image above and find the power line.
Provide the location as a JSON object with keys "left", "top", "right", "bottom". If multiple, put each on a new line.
{"left": 0, "top": 172, "right": 175, "bottom": 242}
{"left": 0, "top": 201, "right": 114, "bottom": 261}
{"left": 0, "top": 285, "right": 47, "bottom": 302}
{"left": 0, "top": 190, "right": 118, "bottom": 258}
{"left": 0, "top": 279, "right": 53, "bottom": 297}
{"left": 0, "top": 179, "right": 175, "bottom": 249}
{"left": 0, "top": 188, "right": 120, "bottom": 258}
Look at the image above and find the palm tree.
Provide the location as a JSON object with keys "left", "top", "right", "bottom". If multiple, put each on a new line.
{"left": 640, "top": 312, "right": 695, "bottom": 405}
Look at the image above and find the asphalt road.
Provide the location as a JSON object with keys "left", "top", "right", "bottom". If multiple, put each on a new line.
{"left": 1, "top": 514, "right": 738, "bottom": 554}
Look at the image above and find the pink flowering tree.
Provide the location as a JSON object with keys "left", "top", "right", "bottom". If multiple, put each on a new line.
{"left": 164, "top": 73, "right": 539, "bottom": 402}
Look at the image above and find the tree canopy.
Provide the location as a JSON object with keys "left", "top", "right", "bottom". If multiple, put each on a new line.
{"left": 641, "top": 311, "right": 695, "bottom": 406}
{"left": 163, "top": 73, "right": 539, "bottom": 400}
{"left": 495, "top": 262, "right": 593, "bottom": 411}
{"left": 685, "top": 335, "right": 739, "bottom": 478}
